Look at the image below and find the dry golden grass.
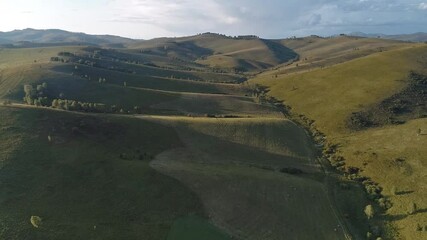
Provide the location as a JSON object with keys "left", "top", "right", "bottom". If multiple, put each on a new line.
{"left": 339, "top": 119, "right": 427, "bottom": 239}
{"left": 270, "top": 36, "right": 409, "bottom": 75}
{"left": 253, "top": 44, "right": 427, "bottom": 137}
{"left": 252, "top": 44, "right": 427, "bottom": 239}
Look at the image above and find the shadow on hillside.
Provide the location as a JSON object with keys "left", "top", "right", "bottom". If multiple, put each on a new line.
{"left": 261, "top": 39, "right": 298, "bottom": 63}
{"left": 396, "top": 190, "right": 414, "bottom": 195}
{"left": 384, "top": 214, "right": 407, "bottom": 221}
{"left": 414, "top": 208, "right": 427, "bottom": 214}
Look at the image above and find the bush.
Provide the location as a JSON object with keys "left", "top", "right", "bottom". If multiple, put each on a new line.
{"left": 364, "top": 205, "right": 375, "bottom": 219}
{"left": 30, "top": 216, "right": 42, "bottom": 228}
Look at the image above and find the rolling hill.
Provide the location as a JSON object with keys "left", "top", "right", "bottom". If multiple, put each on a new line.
{"left": 127, "top": 33, "right": 297, "bottom": 72}
{"left": 0, "top": 28, "right": 136, "bottom": 46}
{"left": 0, "top": 38, "right": 360, "bottom": 239}
{"left": 350, "top": 32, "right": 427, "bottom": 43}
{"left": 0, "top": 29, "right": 425, "bottom": 239}
{"left": 252, "top": 42, "right": 427, "bottom": 240}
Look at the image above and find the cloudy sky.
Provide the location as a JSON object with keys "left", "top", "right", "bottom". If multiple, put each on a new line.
{"left": 0, "top": 0, "right": 426, "bottom": 39}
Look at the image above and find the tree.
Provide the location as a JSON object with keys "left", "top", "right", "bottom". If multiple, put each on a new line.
{"left": 123, "top": 81, "right": 127, "bottom": 87}
{"left": 34, "top": 99, "right": 41, "bottom": 107}
{"left": 25, "top": 96, "right": 34, "bottom": 105}
{"left": 51, "top": 99, "right": 59, "bottom": 108}
{"left": 70, "top": 101, "right": 78, "bottom": 110}
{"left": 364, "top": 205, "right": 375, "bottom": 219}
{"left": 24, "top": 85, "right": 33, "bottom": 96}
{"left": 39, "top": 97, "right": 49, "bottom": 106}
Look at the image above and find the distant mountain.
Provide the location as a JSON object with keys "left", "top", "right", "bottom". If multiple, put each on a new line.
{"left": 0, "top": 28, "right": 136, "bottom": 46}
{"left": 349, "top": 32, "right": 427, "bottom": 42}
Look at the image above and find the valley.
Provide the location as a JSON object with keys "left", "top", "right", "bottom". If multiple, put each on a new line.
{"left": 0, "top": 30, "right": 426, "bottom": 240}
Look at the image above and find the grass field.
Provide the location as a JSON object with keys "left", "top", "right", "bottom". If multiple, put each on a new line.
{"left": 0, "top": 107, "right": 228, "bottom": 239}
{"left": 1, "top": 36, "right": 421, "bottom": 239}
{"left": 273, "top": 36, "right": 408, "bottom": 75}
{"left": 254, "top": 44, "right": 427, "bottom": 136}
{"left": 167, "top": 216, "right": 231, "bottom": 240}
{"left": 252, "top": 43, "right": 427, "bottom": 239}
{"left": 148, "top": 117, "right": 349, "bottom": 240}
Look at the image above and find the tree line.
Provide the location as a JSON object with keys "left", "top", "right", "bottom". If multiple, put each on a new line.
{"left": 23, "top": 83, "right": 141, "bottom": 114}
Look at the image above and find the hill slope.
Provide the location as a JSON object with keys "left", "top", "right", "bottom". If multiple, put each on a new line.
{"left": 350, "top": 32, "right": 427, "bottom": 42}
{"left": 128, "top": 33, "right": 297, "bottom": 72}
{"left": 0, "top": 39, "right": 370, "bottom": 239}
{"left": 251, "top": 44, "right": 427, "bottom": 240}
{"left": 0, "top": 28, "right": 135, "bottom": 46}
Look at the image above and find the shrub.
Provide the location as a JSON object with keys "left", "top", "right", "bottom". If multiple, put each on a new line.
{"left": 30, "top": 216, "right": 42, "bottom": 228}
{"left": 364, "top": 205, "right": 375, "bottom": 219}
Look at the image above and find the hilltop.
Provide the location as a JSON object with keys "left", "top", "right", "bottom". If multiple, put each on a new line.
{"left": 349, "top": 32, "right": 427, "bottom": 42}
{"left": 0, "top": 28, "right": 136, "bottom": 47}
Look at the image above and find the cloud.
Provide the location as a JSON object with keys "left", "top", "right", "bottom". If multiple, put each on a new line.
{"left": 0, "top": 0, "right": 426, "bottom": 39}
{"left": 308, "top": 14, "right": 322, "bottom": 26}
{"left": 107, "top": 0, "right": 241, "bottom": 34}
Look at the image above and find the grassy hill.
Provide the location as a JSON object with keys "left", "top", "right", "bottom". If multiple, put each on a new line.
{"left": 0, "top": 107, "right": 223, "bottom": 239}
{"left": 0, "top": 40, "right": 368, "bottom": 240}
{"left": 128, "top": 33, "right": 297, "bottom": 72}
{"left": 1, "top": 31, "right": 425, "bottom": 239}
{"left": 273, "top": 35, "right": 407, "bottom": 75}
{"left": 350, "top": 32, "right": 427, "bottom": 43}
{"left": 148, "top": 116, "right": 364, "bottom": 240}
{"left": 0, "top": 28, "right": 135, "bottom": 46}
{"left": 252, "top": 43, "right": 427, "bottom": 239}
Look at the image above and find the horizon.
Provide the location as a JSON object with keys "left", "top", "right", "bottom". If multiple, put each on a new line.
{"left": 1, "top": 27, "right": 426, "bottom": 41}
{"left": 1, "top": 0, "right": 426, "bottom": 39}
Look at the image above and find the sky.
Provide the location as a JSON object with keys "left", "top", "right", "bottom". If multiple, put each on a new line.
{"left": 0, "top": 0, "right": 426, "bottom": 39}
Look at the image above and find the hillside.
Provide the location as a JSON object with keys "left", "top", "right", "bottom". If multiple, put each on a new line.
{"left": 128, "top": 33, "right": 297, "bottom": 72}
{"left": 0, "top": 30, "right": 426, "bottom": 239}
{"left": 350, "top": 32, "right": 427, "bottom": 43}
{"left": 251, "top": 43, "right": 427, "bottom": 240}
{"left": 273, "top": 35, "right": 408, "bottom": 75}
{"left": 0, "top": 28, "right": 135, "bottom": 46}
{"left": 0, "top": 38, "right": 371, "bottom": 239}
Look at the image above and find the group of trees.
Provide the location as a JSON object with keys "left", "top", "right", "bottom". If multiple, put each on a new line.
{"left": 50, "top": 57, "right": 69, "bottom": 63}
{"left": 51, "top": 99, "right": 108, "bottom": 112}
{"left": 23, "top": 83, "right": 50, "bottom": 106}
